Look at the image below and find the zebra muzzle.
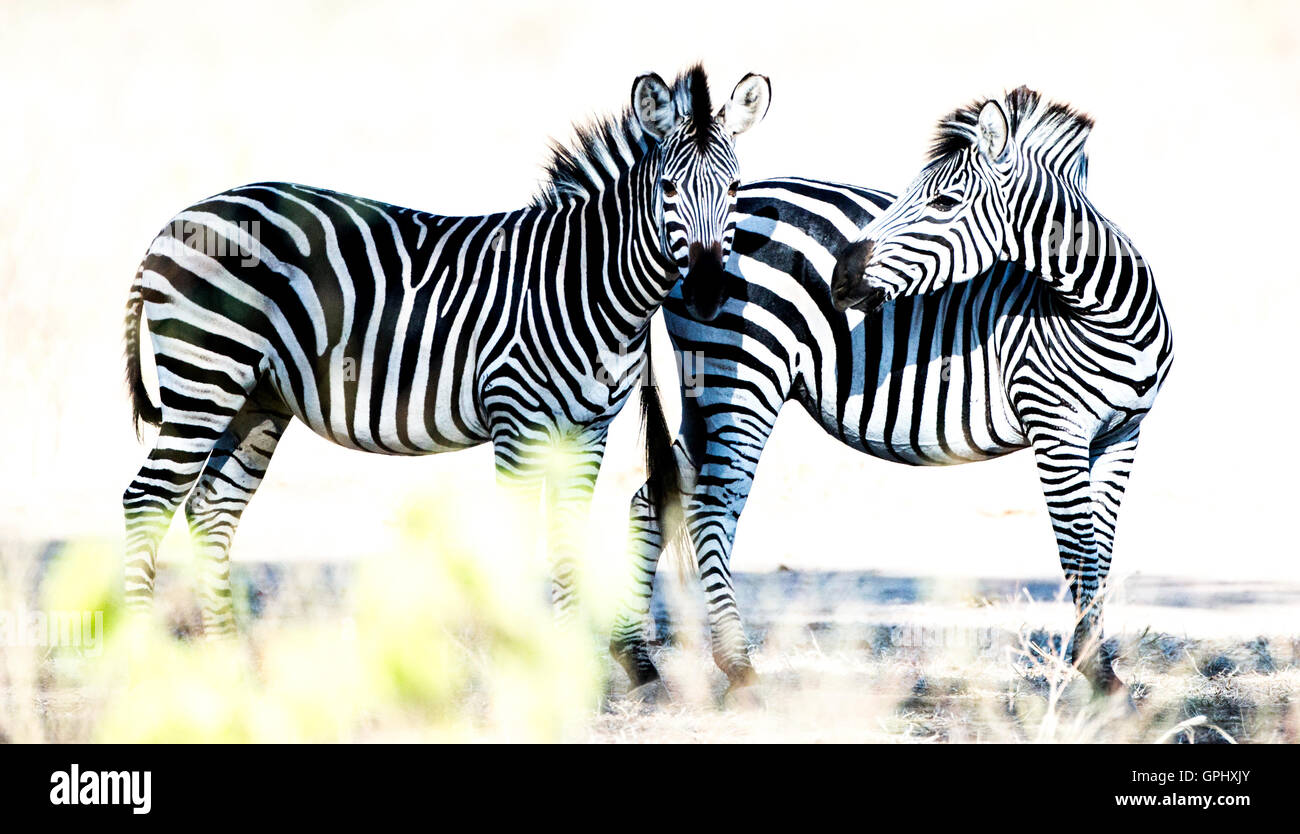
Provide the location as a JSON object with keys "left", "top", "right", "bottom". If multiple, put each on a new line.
{"left": 683, "top": 241, "right": 727, "bottom": 321}
{"left": 831, "top": 239, "right": 890, "bottom": 314}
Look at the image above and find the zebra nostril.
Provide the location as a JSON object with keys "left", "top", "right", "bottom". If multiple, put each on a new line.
{"left": 832, "top": 239, "right": 876, "bottom": 297}
{"left": 688, "top": 241, "right": 724, "bottom": 269}
{"left": 857, "top": 286, "right": 888, "bottom": 315}
{"left": 847, "top": 240, "right": 875, "bottom": 273}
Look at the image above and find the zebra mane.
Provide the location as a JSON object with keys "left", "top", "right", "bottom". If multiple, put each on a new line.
{"left": 929, "top": 86, "right": 1095, "bottom": 180}
{"left": 676, "top": 64, "right": 714, "bottom": 152}
{"left": 533, "top": 65, "right": 713, "bottom": 208}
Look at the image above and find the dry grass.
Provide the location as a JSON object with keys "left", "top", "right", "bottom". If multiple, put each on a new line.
{"left": 590, "top": 630, "right": 1300, "bottom": 744}
{"left": 3, "top": 523, "right": 1296, "bottom": 744}
{"left": 583, "top": 586, "right": 1300, "bottom": 743}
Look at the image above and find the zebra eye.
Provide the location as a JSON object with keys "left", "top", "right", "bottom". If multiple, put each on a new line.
{"left": 929, "top": 194, "right": 960, "bottom": 212}
{"left": 661, "top": 179, "right": 678, "bottom": 198}
{"left": 728, "top": 181, "right": 740, "bottom": 198}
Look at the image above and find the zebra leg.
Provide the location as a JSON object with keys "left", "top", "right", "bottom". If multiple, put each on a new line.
{"left": 610, "top": 479, "right": 665, "bottom": 688}
{"left": 610, "top": 439, "right": 694, "bottom": 690}
{"left": 690, "top": 402, "right": 779, "bottom": 702}
{"left": 489, "top": 432, "right": 553, "bottom": 620}
{"left": 542, "top": 431, "right": 607, "bottom": 626}
{"left": 183, "top": 397, "right": 292, "bottom": 637}
{"left": 124, "top": 384, "right": 261, "bottom": 618}
{"left": 691, "top": 479, "right": 760, "bottom": 701}
{"left": 123, "top": 333, "right": 262, "bottom": 619}
{"left": 1087, "top": 424, "right": 1142, "bottom": 691}
{"left": 123, "top": 423, "right": 221, "bottom": 615}
{"left": 1027, "top": 428, "right": 1110, "bottom": 688}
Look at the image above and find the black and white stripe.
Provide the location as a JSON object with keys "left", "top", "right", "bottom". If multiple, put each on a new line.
{"left": 611, "top": 88, "right": 1173, "bottom": 695}
{"left": 121, "top": 66, "right": 771, "bottom": 635}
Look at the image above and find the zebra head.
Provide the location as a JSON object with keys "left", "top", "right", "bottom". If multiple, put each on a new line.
{"left": 832, "top": 92, "right": 1023, "bottom": 315}
{"left": 632, "top": 67, "right": 771, "bottom": 321}
{"left": 833, "top": 88, "right": 1098, "bottom": 315}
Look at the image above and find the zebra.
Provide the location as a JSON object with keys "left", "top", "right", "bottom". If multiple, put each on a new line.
{"left": 121, "top": 66, "right": 772, "bottom": 635}
{"left": 612, "top": 87, "right": 1172, "bottom": 698}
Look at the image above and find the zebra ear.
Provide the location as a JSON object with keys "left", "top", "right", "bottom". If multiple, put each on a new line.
{"left": 977, "top": 99, "right": 1010, "bottom": 161}
{"left": 632, "top": 73, "right": 678, "bottom": 142}
{"left": 719, "top": 73, "right": 771, "bottom": 136}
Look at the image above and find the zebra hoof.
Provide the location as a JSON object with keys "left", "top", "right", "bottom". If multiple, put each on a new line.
{"left": 722, "top": 678, "right": 764, "bottom": 712}
{"left": 1116, "top": 689, "right": 1140, "bottom": 716}
{"left": 1099, "top": 679, "right": 1140, "bottom": 715}
{"left": 1083, "top": 662, "right": 1127, "bottom": 699}
{"left": 1078, "top": 666, "right": 1141, "bottom": 716}
{"left": 626, "top": 679, "right": 670, "bottom": 706}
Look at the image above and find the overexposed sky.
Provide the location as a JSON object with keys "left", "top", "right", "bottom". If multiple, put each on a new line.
{"left": 1, "top": 0, "right": 1296, "bottom": 583}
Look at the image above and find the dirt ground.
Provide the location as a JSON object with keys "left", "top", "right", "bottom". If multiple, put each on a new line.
{"left": 587, "top": 571, "right": 1300, "bottom": 743}
{"left": 4, "top": 550, "right": 1295, "bottom": 743}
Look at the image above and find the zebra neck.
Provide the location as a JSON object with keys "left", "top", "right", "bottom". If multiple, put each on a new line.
{"left": 593, "top": 163, "right": 679, "bottom": 341}
{"left": 1018, "top": 194, "right": 1156, "bottom": 327}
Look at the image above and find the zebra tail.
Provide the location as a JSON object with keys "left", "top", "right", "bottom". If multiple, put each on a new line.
{"left": 640, "top": 339, "right": 694, "bottom": 585}
{"left": 124, "top": 263, "right": 161, "bottom": 438}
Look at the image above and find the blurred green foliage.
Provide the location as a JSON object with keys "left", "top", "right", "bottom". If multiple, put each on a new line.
{"left": 25, "top": 491, "right": 606, "bottom": 742}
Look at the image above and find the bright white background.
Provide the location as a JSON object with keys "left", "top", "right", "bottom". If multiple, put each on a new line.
{"left": 1, "top": 0, "right": 1295, "bottom": 582}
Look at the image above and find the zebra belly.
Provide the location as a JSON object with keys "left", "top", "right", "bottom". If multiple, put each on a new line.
{"left": 282, "top": 384, "right": 489, "bottom": 456}
{"left": 845, "top": 363, "right": 1028, "bottom": 466}
{"left": 263, "top": 312, "right": 493, "bottom": 456}
{"left": 853, "top": 421, "right": 1027, "bottom": 466}
{"left": 835, "top": 292, "right": 1029, "bottom": 466}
